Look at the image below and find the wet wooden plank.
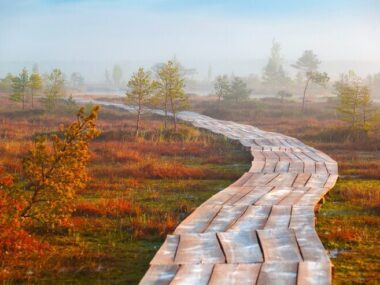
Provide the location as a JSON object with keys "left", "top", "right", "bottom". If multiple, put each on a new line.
{"left": 305, "top": 174, "right": 329, "bottom": 188}
{"left": 296, "top": 188, "right": 328, "bottom": 206}
{"left": 249, "top": 161, "right": 266, "bottom": 172}
{"left": 231, "top": 172, "right": 254, "bottom": 187}
{"left": 224, "top": 187, "right": 258, "bottom": 205}
{"left": 264, "top": 205, "right": 291, "bottom": 229}
{"left": 289, "top": 206, "right": 315, "bottom": 230}
{"left": 278, "top": 189, "right": 307, "bottom": 205}
{"left": 288, "top": 161, "right": 305, "bottom": 173}
{"left": 256, "top": 262, "right": 298, "bottom": 285}
{"left": 233, "top": 186, "right": 273, "bottom": 206}
{"left": 170, "top": 264, "right": 214, "bottom": 285}
{"left": 295, "top": 228, "right": 330, "bottom": 262}
{"left": 208, "top": 264, "right": 261, "bottom": 285}
{"left": 257, "top": 229, "right": 302, "bottom": 262}
{"left": 243, "top": 173, "right": 280, "bottom": 187}
{"left": 175, "top": 205, "right": 221, "bottom": 234}
{"left": 292, "top": 173, "right": 312, "bottom": 187}
{"left": 324, "top": 174, "right": 339, "bottom": 189}
{"left": 315, "top": 162, "right": 329, "bottom": 175}
{"left": 174, "top": 233, "right": 225, "bottom": 264}
{"left": 255, "top": 187, "right": 292, "bottom": 206}
{"left": 217, "top": 231, "right": 264, "bottom": 263}
{"left": 297, "top": 261, "right": 332, "bottom": 285}
{"left": 267, "top": 173, "right": 297, "bottom": 187}
{"left": 227, "top": 205, "right": 271, "bottom": 232}
{"left": 151, "top": 235, "right": 180, "bottom": 265}
{"left": 204, "top": 205, "right": 247, "bottom": 232}
{"left": 139, "top": 265, "right": 178, "bottom": 285}
{"left": 275, "top": 161, "right": 290, "bottom": 172}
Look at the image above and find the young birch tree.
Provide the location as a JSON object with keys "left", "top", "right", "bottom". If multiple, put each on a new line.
{"left": 126, "top": 68, "right": 156, "bottom": 136}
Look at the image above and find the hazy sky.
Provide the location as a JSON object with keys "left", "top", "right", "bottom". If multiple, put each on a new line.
{"left": 0, "top": 0, "right": 379, "bottom": 78}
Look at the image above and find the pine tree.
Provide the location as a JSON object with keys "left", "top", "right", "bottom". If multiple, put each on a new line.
{"left": 156, "top": 61, "right": 188, "bottom": 131}
{"left": 214, "top": 75, "right": 230, "bottom": 104}
{"left": 43, "top": 69, "right": 65, "bottom": 111}
{"left": 29, "top": 71, "right": 43, "bottom": 108}
{"left": 11, "top": 68, "right": 29, "bottom": 109}
{"left": 336, "top": 71, "right": 373, "bottom": 138}
{"left": 126, "top": 68, "right": 156, "bottom": 136}
{"left": 20, "top": 107, "right": 101, "bottom": 226}
{"left": 293, "top": 50, "right": 329, "bottom": 111}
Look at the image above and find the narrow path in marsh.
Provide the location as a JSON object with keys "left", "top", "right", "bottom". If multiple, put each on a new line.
{"left": 80, "top": 99, "right": 338, "bottom": 285}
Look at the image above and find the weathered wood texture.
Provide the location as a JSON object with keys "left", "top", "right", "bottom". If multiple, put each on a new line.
{"left": 83, "top": 102, "right": 338, "bottom": 285}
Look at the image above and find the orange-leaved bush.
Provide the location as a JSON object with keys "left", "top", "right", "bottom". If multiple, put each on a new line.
{"left": 19, "top": 106, "right": 101, "bottom": 227}
{"left": 0, "top": 169, "right": 47, "bottom": 278}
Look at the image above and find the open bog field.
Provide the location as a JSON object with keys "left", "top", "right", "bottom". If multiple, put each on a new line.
{"left": 0, "top": 97, "right": 251, "bottom": 283}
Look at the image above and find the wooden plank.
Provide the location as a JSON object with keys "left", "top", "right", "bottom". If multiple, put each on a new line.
{"left": 315, "top": 161, "right": 328, "bottom": 175}
{"left": 175, "top": 205, "right": 221, "bottom": 234}
{"left": 243, "top": 173, "right": 280, "bottom": 187}
{"left": 249, "top": 161, "right": 265, "bottom": 172}
{"left": 170, "top": 264, "right": 214, "bottom": 285}
{"left": 208, "top": 264, "right": 261, "bottom": 285}
{"left": 257, "top": 229, "right": 302, "bottom": 262}
{"left": 288, "top": 161, "right": 305, "bottom": 173}
{"left": 324, "top": 174, "right": 338, "bottom": 189}
{"left": 266, "top": 173, "right": 297, "bottom": 187}
{"left": 297, "top": 261, "right": 332, "bottom": 285}
{"left": 233, "top": 186, "right": 273, "bottom": 206}
{"left": 296, "top": 188, "right": 328, "bottom": 206}
{"left": 278, "top": 189, "right": 307, "bottom": 205}
{"left": 204, "top": 205, "right": 247, "bottom": 232}
{"left": 217, "top": 231, "right": 264, "bottom": 263}
{"left": 227, "top": 205, "right": 271, "bottom": 232}
{"left": 151, "top": 235, "right": 180, "bottom": 265}
{"left": 254, "top": 187, "right": 292, "bottom": 206}
{"left": 256, "top": 262, "right": 298, "bottom": 285}
{"left": 305, "top": 174, "right": 329, "bottom": 188}
{"left": 292, "top": 173, "right": 312, "bottom": 187}
{"left": 275, "top": 161, "right": 290, "bottom": 172}
{"left": 139, "top": 265, "right": 178, "bottom": 285}
{"left": 289, "top": 206, "right": 315, "bottom": 230}
{"left": 295, "top": 228, "right": 330, "bottom": 262}
{"left": 264, "top": 205, "right": 291, "bottom": 229}
{"left": 230, "top": 172, "right": 254, "bottom": 187}
{"left": 303, "top": 160, "right": 316, "bottom": 173}
{"left": 224, "top": 187, "right": 257, "bottom": 205}
{"left": 174, "top": 233, "right": 225, "bottom": 264}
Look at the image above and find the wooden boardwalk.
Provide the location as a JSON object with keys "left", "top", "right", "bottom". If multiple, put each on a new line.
{"left": 77, "top": 100, "right": 338, "bottom": 284}
{"left": 140, "top": 112, "right": 338, "bottom": 285}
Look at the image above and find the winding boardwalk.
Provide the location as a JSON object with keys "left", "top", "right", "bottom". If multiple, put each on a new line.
{"left": 81, "top": 100, "right": 338, "bottom": 284}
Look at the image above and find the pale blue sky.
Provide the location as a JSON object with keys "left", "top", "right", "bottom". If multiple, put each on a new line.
{"left": 0, "top": 0, "right": 379, "bottom": 78}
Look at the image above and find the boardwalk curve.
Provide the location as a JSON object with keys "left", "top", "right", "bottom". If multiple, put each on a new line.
{"left": 80, "top": 100, "right": 338, "bottom": 285}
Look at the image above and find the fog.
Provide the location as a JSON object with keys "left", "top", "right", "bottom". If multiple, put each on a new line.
{"left": 1, "top": 0, "right": 379, "bottom": 81}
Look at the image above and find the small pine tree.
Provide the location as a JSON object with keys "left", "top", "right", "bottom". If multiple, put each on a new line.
{"left": 42, "top": 69, "right": 65, "bottom": 111}
{"left": 156, "top": 61, "right": 188, "bottom": 131}
{"left": 126, "top": 68, "right": 156, "bottom": 136}
{"left": 20, "top": 107, "right": 101, "bottom": 226}
{"left": 29, "top": 71, "right": 43, "bottom": 108}
{"left": 11, "top": 68, "right": 29, "bottom": 109}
